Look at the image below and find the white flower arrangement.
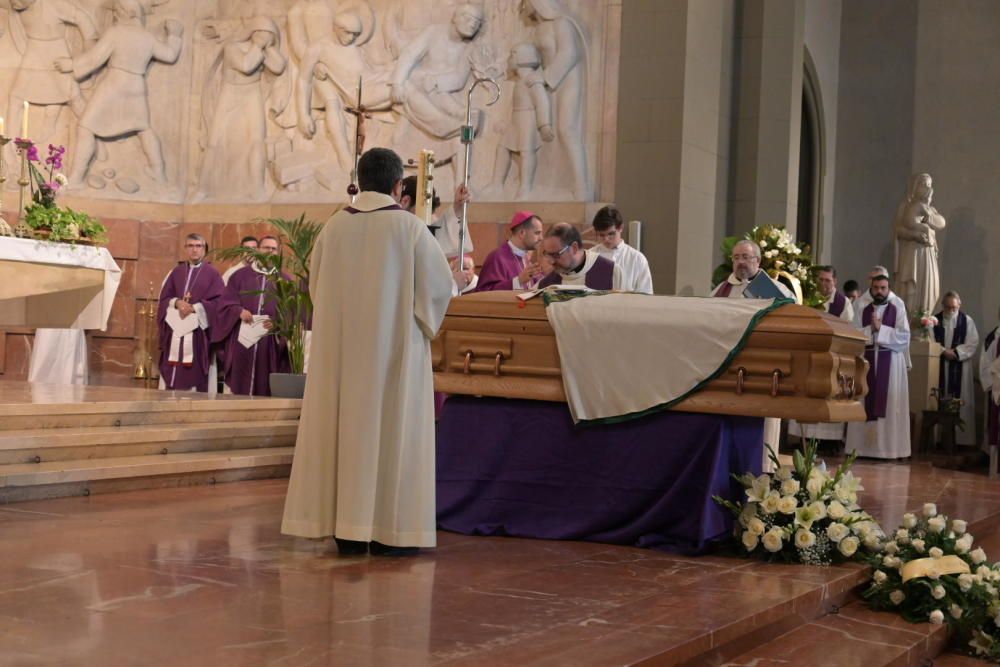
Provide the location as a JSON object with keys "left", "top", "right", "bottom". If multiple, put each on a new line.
{"left": 714, "top": 441, "right": 880, "bottom": 565}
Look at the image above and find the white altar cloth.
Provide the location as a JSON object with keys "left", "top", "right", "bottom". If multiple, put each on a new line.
{"left": 0, "top": 237, "right": 122, "bottom": 330}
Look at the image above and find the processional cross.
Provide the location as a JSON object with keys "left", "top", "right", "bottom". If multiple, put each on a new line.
{"left": 345, "top": 77, "right": 371, "bottom": 201}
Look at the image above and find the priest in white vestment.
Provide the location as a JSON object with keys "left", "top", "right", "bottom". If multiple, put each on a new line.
{"left": 282, "top": 148, "right": 454, "bottom": 555}
{"left": 845, "top": 269, "right": 911, "bottom": 459}
{"left": 933, "top": 291, "right": 979, "bottom": 445}
{"left": 28, "top": 329, "right": 88, "bottom": 385}
{"left": 789, "top": 266, "right": 854, "bottom": 445}
{"left": 710, "top": 239, "right": 793, "bottom": 468}
{"left": 590, "top": 205, "right": 652, "bottom": 294}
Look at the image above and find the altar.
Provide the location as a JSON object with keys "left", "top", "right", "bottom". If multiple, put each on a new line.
{"left": 0, "top": 237, "right": 121, "bottom": 330}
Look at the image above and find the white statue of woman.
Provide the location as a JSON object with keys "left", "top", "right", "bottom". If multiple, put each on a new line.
{"left": 893, "top": 172, "right": 946, "bottom": 315}
{"left": 198, "top": 16, "right": 286, "bottom": 201}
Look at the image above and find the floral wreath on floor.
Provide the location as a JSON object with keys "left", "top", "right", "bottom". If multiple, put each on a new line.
{"left": 714, "top": 441, "right": 883, "bottom": 565}
{"left": 712, "top": 225, "right": 824, "bottom": 307}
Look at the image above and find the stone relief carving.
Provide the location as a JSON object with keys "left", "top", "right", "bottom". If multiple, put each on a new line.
{"left": 0, "top": 0, "right": 609, "bottom": 203}
{"left": 893, "top": 172, "right": 946, "bottom": 316}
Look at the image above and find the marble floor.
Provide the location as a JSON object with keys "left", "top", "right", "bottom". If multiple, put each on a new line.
{"left": 0, "top": 461, "right": 998, "bottom": 666}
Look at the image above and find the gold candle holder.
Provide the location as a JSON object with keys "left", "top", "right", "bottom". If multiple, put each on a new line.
{"left": 134, "top": 281, "right": 160, "bottom": 387}
{"left": 11, "top": 138, "right": 32, "bottom": 238}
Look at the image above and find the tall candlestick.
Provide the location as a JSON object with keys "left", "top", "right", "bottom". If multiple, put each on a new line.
{"left": 22, "top": 101, "right": 28, "bottom": 138}
{"left": 0, "top": 117, "right": 5, "bottom": 136}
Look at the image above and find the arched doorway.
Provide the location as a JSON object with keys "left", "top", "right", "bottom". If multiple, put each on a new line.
{"left": 797, "top": 50, "right": 825, "bottom": 256}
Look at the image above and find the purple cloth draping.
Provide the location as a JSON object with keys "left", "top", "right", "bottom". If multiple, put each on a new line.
{"left": 436, "top": 396, "right": 764, "bottom": 554}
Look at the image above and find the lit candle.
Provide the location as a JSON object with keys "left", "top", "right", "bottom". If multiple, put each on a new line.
{"left": 0, "top": 116, "right": 5, "bottom": 137}
{"left": 22, "top": 101, "right": 28, "bottom": 138}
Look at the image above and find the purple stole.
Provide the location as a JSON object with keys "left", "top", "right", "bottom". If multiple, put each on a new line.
{"left": 714, "top": 281, "right": 734, "bottom": 298}
{"left": 828, "top": 292, "right": 847, "bottom": 317}
{"left": 933, "top": 311, "right": 967, "bottom": 398}
{"left": 345, "top": 203, "right": 403, "bottom": 214}
{"left": 538, "top": 255, "right": 615, "bottom": 290}
{"left": 861, "top": 301, "right": 897, "bottom": 421}
{"left": 988, "top": 328, "right": 1000, "bottom": 446}
{"left": 221, "top": 267, "right": 292, "bottom": 396}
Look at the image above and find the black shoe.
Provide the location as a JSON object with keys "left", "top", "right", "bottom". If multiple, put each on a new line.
{"left": 369, "top": 541, "right": 418, "bottom": 557}
{"left": 334, "top": 538, "right": 368, "bottom": 555}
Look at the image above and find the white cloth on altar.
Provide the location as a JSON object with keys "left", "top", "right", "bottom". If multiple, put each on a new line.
{"left": 0, "top": 237, "right": 121, "bottom": 329}
{"left": 546, "top": 294, "right": 781, "bottom": 423}
{"left": 592, "top": 242, "right": 653, "bottom": 294}
{"left": 845, "top": 293, "right": 911, "bottom": 459}
{"left": 939, "top": 312, "right": 979, "bottom": 445}
{"left": 282, "top": 191, "right": 453, "bottom": 546}
{"left": 28, "top": 329, "right": 89, "bottom": 385}
{"left": 789, "top": 292, "right": 855, "bottom": 441}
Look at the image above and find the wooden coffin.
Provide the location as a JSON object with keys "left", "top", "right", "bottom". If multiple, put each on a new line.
{"left": 431, "top": 291, "right": 870, "bottom": 423}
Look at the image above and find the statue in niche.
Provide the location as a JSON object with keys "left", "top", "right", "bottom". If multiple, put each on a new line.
{"left": 55, "top": 0, "right": 183, "bottom": 187}
{"left": 296, "top": 9, "right": 392, "bottom": 172}
{"left": 893, "top": 172, "right": 946, "bottom": 315}
{"left": 198, "top": 16, "right": 286, "bottom": 201}
{"left": 492, "top": 42, "right": 554, "bottom": 199}
{"left": 522, "top": 0, "right": 590, "bottom": 200}
{"left": 389, "top": 3, "right": 485, "bottom": 140}
{"left": 4, "top": 0, "right": 98, "bottom": 158}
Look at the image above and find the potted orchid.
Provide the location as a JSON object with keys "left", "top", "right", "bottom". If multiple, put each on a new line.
{"left": 18, "top": 140, "right": 106, "bottom": 245}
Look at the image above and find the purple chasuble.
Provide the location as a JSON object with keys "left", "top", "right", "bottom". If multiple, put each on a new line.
{"left": 933, "top": 311, "right": 968, "bottom": 399}
{"left": 475, "top": 243, "right": 526, "bottom": 292}
{"left": 220, "top": 266, "right": 292, "bottom": 396}
{"left": 157, "top": 262, "right": 231, "bottom": 392}
{"left": 861, "top": 302, "right": 897, "bottom": 421}
{"left": 537, "top": 255, "right": 615, "bottom": 290}
{"left": 828, "top": 291, "right": 847, "bottom": 317}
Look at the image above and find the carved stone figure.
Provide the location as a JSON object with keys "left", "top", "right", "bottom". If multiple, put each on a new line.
{"left": 198, "top": 16, "right": 286, "bottom": 201}
{"left": 55, "top": 0, "right": 183, "bottom": 186}
{"left": 5, "top": 0, "right": 97, "bottom": 150}
{"left": 493, "top": 42, "right": 554, "bottom": 199}
{"left": 523, "top": 0, "right": 589, "bottom": 199}
{"left": 893, "top": 173, "right": 946, "bottom": 315}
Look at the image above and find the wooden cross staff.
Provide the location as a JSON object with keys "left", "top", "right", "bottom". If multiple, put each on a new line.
{"left": 345, "top": 77, "right": 371, "bottom": 200}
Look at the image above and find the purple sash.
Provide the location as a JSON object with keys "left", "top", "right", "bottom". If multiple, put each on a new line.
{"left": 862, "top": 302, "right": 896, "bottom": 421}
{"left": 714, "top": 281, "right": 733, "bottom": 297}
{"left": 989, "top": 328, "right": 1000, "bottom": 446}
{"left": 345, "top": 203, "right": 403, "bottom": 214}
{"left": 828, "top": 291, "right": 847, "bottom": 317}
{"left": 537, "top": 255, "right": 616, "bottom": 290}
{"left": 933, "top": 311, "right": 967, "bottom": 398}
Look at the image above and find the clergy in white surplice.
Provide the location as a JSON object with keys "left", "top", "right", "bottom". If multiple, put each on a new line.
{"left": 933, "top": 291, "right": 979, "bottom": 445}
{"left": 845, "top": 269, "right": 911, "bottom": 459}
{"left": 979, "top": 312, "right": 1000, "bottom": 452}
{"left": 590, "top": 205, "right": 653, "bottom": 294}
{"left": 282, "top": 148, "right": 453, "bottom": 555}
{"left": 789, "top": 266, "right": 855, "bottom": 444}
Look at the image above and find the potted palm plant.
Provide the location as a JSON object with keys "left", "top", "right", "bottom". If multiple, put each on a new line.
{"left": 214, "top": 214, "right": 322, "bottom": 398}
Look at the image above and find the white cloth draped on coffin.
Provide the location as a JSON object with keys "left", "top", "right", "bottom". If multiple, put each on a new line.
{"left": 545, "top": 293, "right": 787, "bottom": 423}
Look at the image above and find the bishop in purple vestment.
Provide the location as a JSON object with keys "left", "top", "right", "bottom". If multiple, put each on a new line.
{"left": 157, "top": 234, "right": 233, "bottom": 393}
{"left": 474, "top": 211, "right": 544, "bottom": 291}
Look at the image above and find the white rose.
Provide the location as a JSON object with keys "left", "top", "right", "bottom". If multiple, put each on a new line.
{"left": 912, "top": 539, "right": 926, "bottom": 553}
{"left": 929, "top": 610, "right": 945, "bottom": 625}
{"left": 838, "top": 536, "right": 860, "bottom": 558}
{"left": 959, "top": 574, "right": 974, "bottom": 592}
{"left": 923, "top": 503, "right": 938, "bottom": 518}
{"left": 777, "top": 495, "right": 798, "bottom": 515}
{"left": 873, "top": 570, "right": 888, "bottom": 585}
{"left": 742, "top": 530, "right": 759, "bottom": 551}
{"left": 759, "top": 240, "right": 768, "bottom": 249}
{"left": 864, "top": 534, "right": 882, "bottom": 551}
{"left": 929, "top": 547, "right": 944, "bottom": 559}
{"left": 902, "top": 513, "right": 918, "bottom": 529}
{"left": 978, "top": 565, "right": 992, "bottom": 578}
{"left": 826, "top": 523, "right": 850, "bottom": 543}
{"left": 762, "top": 528, "right": 784, "bottom": 553}
{"left": 928, "top": 517, "right": 946, "bottom": 533}
{"left": 747, "top": 517, "right": 766, "bottom": 536}
{"left": 774, "top": 466, "right": 792, "bottom": 481}
{"left": 890, "top": 590, "right": 905, "bottom": 605}
{"left": 972, "top": 548, "right": 988, "bottom": 564}
{"left": 895, "top": 529, "right": 910, "bottom": 544}
{"left": 827, "top": 501, "right": 847, "bottom": 521}
{"left": 951, "top": 604, "right": 964, "bottom": 620}
{"left": 956, "top": 537, "right": 972, "bottom": 555}
{"left": 795, "top": 529, "right": 817, "bottom": 549}
{"left": 932, "top": 585, "right": 946, "bottom": 600}
{"left": 883, "top": 555, "right": 901, "bottom": 569}
{"left": 952, "top": 519, "right": 968, "bottom": 535}
{"left": 883, "top": 541, "right": 899, "bottom": 555}
{"left": 780, "top": 479, "right": 800, "bottom": 496}
{"left": 761, "top": 491, "right": 781, "bottom": 514}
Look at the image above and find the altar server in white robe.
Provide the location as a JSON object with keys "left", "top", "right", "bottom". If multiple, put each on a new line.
{"left": 789, "top": 266, "right": 854, "bottom": 444}
{"left": 590, "top": 205, "right": 652, "bottom": 294}
{"left": 282, "top": 148, "right": 453, "bottom": 555}
{"left": 979, "top": 308, "right": 1000, "bottom": 453}
{"left": 845, "top": 269, "right": 911, "bottom": 459}
{"left": 933, "top": 291, "right": 979, "bottom": 445}
{"left": 28, "top": 329, "right": 88, "bottom": 385}
{"left": 710, "top": 239, "right": 793, "bottom": 468}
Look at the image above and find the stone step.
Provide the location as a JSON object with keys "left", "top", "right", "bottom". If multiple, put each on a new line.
{"left": 0, "top": 420, "right": 299, "bottom": 464}
{"left": 718, "top": 599, "right": 949, "bottom": 667}
{"left": 0, "top": 446, "right": 294, "bottom": 503}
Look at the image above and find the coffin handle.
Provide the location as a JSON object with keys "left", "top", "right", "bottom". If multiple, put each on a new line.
{"left": 771, "top": 369, "right": 782, "bottom": 397}
{"left": 494, "top": 352, "right": 504, "bottom": 377}
{"left": 735, "top": 367, "right": 746, "bottom": 395}
{"left": 463, "top": 350, "right": 473, "bottom": 374}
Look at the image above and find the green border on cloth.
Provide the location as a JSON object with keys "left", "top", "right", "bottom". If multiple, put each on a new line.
{"left": 572, "top": 297, "right": 795, "bottom": 427}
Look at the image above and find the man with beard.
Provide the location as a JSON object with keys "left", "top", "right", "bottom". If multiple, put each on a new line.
{"left": 934, "top": 291, "right": 979, "bottom": 446}
{"left": 536, "top": 222, "right": 622, "bottom": 290}
{"left": 845, "top": 267, "right": 911, "bottom": 459}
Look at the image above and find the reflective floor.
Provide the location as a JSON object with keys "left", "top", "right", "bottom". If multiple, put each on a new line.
{"left": 0, "top": 461, "right": 997, "bottom": 666}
